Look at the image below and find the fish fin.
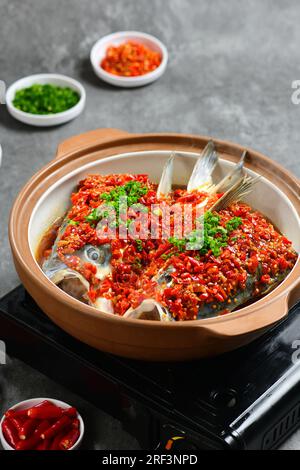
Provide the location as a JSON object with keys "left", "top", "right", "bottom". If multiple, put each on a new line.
{"left": 157, "top": 153, "right": 175, "bottom": 199}
{"left": 210, "top": 174, "right": 260, "bottom": 212}
{"left": 208, "top": 150, "right": 247, "bottom": 194}
{"left": 187, "top": 141, "right": 218, "bottom": 192}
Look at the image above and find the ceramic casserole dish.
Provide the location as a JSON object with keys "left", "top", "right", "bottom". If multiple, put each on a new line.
{"left": 9, "top": 128, "right": 300, "bottom": 361}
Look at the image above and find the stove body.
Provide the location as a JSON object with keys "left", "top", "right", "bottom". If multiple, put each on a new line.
{"left": 1, "top": 286, "right": 300, "bottom": 450}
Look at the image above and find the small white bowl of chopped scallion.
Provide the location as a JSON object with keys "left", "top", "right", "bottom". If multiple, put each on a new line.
{"left": 6, "top": 74, "right": 86, "bottom": 126}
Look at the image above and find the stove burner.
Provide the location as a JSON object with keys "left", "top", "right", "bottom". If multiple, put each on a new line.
{"left": 1, "top": 286, "right": 300, "bottom": 450}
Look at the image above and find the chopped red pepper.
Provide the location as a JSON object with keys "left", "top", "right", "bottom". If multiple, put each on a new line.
{"left": 261, "top": 274, "right": 271, "bottom": 284}
{"left": 101, "top": 41, "right": 162, "bottom": 77}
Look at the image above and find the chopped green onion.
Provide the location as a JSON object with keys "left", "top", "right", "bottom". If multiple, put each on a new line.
{"left": 13, "top": 84, "right": 80, "bottom": 115}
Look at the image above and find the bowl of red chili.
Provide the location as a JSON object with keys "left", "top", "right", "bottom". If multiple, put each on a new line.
{"left": 90, "top": 31, "right": 168, "bottom": 87}
{"left": 0, "top": 398, "right": 84, "bottom": 450}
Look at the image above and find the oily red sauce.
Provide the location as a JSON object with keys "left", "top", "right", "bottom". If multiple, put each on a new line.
{"left": 38, "top": 174, "right": 297, "bottom": 321}
{"left": 36, "top": 217, "right": 62, "bottom": 266}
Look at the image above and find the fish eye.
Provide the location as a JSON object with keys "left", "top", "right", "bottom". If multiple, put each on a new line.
{"left": 86, "top": 246, "right": 101, "bottom": 262}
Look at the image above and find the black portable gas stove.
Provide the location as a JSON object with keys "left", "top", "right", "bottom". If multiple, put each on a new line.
{"left": 1, "top": 286, "right": 300, "bottom": 450}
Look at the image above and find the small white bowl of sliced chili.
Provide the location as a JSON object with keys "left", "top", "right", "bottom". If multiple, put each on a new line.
{"left": 6, "top": 74, "right": 86, "bottom": 127}
{"left": 90, "top": 31, "right": 168, "bottom": 87}
{"left": 0, "top": 398, "right": 84, "bottom": 450}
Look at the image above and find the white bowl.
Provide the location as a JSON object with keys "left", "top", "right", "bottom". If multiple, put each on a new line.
{"left": 6, "top": 74, "right": 86, "bottom": 127}
{"left": 90, "top": 31, "right": 168, "bottom": 87}
{"left": 0, "top": 398, "right": 84, "bottom": 450}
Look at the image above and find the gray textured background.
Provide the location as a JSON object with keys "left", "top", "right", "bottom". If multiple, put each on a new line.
{"left": 0, "top": 0, "right": 300, "bottom": 450}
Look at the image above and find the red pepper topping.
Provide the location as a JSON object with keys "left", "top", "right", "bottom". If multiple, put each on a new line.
{"left": 40, "top": 172, "right": 297, "bottom": 322}
{"left": 101, "top": 41, "right": 162, "bottom": 77}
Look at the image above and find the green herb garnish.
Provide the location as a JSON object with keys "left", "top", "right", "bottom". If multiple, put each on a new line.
{"left": 136, "top": 240, "right": 143, "bottom": 252}
{"left": 133, "top": 257, "right": 142, "bottom": 269}
{"left": 85, "top": 181, "right": 148, "bottom": 227}
{"left": 225, "top": 217, "right": 242, "bottom": 232}
{"left": 67, "top": 219, "right": 79, "bottom": 226}
{"left": 101, "top": 181, "right": 148, "bottom": 224}
{"left": 168, "top": 237, "right": 186, "bottom": 251}
{"left": 85, "top": 208, "right": 99, "bottom": 223}
{"left": 13, "top": 84, "right": 80, "bottom": 115}
{"left": 161, "top": 252, "right": 175, "bottom": 260}
{"left": 100, "top": 181, "right": 148, "bottom": 208}
{"left": 165, "top": 211, "right": 244, "bottom": 258}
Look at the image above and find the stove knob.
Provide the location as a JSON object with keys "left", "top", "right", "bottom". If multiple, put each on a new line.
{"left": 157, "top": 425, "right": 198, "bottom": 451}
{"left": 164, "top": 436, "right": 198, "bottom": 451}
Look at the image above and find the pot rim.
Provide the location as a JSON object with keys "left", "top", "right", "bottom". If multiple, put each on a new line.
{"left": 9, "top": 130, "right": 300, "bottom": 330}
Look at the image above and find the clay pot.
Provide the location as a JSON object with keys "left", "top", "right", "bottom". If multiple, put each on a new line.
{"left": 9, "top": 129, "right": 300, "bottom": 361}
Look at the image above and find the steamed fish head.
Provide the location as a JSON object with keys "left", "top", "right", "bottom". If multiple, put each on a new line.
{"left": 42, "top": 240, "right": 112, "bottom": 307}
{"left": 42, "top": 254, "right": 90, "bottom": 304}
{"left": 70, "top": 243, "right": 112, "bottom": 281}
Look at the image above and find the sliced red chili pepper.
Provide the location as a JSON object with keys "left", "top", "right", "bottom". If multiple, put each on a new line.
{"left": 6, "top": 400, "right": 53, "bottom": 421}
{"left": 2, "top": 418, "right": 19, "bottom": 449}
{"left": 33, "top": 400, "right": 53, "bottom": 408}
{"left": 41, "top": 415, "right": 71, "bottom": 440}
{"left": 36, "top": 419, "right": 50, "bottom": 432}
{"left": 27, "top": 405, "right": 63, "bottom": 420}
{"left": 214, "top": 292, "right": 224, "bottom": 303}
{"left": 19, "top": 418, "right": 39, "bottom": 440}
{"left": 15, "top": 419, "right": 50, "bottom": 451}
{"left": 50, "top": 431, "right": 67, "bottom": 450}
{"left": 71, "top": 418, "right": 80, "bottom": 429}
{"left": 15, "top": 420, "right": 48, "bottom": 451}
{"left": 9, "top": 415, "right": 26, "bottom": 435}
{"left": 63, "top": 407, "right": 77, "bottom": 418}
{"left": 260, "top": 274, "right": 271, "bottom": 284}
{"left": 35, "top": 439, "right": 51, "bottom": 450}
{"left": 278, "top": 256, "right": 289, "bottom": 271}
{"left": 16, "top": 435, "right": 39, "bottom": 450}
{"left": 59, "top": 428, "right": 80, "bottom": 450}
{"left": 5, "top": 408, "right": 28, "bottom": 419}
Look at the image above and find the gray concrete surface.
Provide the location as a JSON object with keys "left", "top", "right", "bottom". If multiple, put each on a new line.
{"left": 0, "top": 0, "right": 300, "bottom": 450}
